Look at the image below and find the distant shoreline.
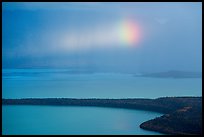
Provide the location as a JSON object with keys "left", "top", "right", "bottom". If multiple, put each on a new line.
{"left": 135, "top": 71, "right": 202, "bottom": 79}
{"left": 2, "top": 96, "right": 202, "bottom": 135}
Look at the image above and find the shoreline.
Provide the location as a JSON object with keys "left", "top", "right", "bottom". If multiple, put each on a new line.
{"left": 2, "top": 96, "right": 202, "bottom": 135}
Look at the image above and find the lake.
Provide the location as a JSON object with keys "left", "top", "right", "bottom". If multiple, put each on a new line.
{"left": 2, "top": 69, "right": 202, "bottom": 135}
{"left": 2, "top": 69, "right": 202, "bottom": 99}
{"left": 2, "top": 105, "right": 163, "bottom": 135}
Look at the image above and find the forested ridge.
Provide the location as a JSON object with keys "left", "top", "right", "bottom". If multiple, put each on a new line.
{"left": 3, "top": 97, "right": 202, "bottom": 135}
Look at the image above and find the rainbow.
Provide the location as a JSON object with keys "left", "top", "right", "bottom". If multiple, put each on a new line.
{"left": 59, "top": 18, "right": 142, "bottom": 51}
{"left": 116, "top": 19, "right": 141, "bottom": 47}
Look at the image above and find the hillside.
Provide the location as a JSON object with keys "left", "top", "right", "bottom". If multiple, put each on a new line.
{"left": 136, "top": 71, "right": 202, "bottom": 78}
{"left": 2, "top": 97, "right": 202, "bottom": 135}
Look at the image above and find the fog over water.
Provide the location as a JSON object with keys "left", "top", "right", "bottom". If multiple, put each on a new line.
{"left": 2, "top": 2, "right": 202, "bottom": 135}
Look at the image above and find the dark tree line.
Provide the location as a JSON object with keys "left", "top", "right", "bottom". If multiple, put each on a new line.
{"left": 2, "top": 97, "right": 202, "bottom": 135}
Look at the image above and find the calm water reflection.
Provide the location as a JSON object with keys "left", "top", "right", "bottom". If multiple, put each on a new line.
{"left": 3, "top": 105, "right": 163, "bottom": 135}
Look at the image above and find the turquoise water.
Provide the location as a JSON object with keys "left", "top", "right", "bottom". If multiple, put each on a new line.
{"left": 2, "top": 69, "right": 202, "bottom": 135}
{"left": 2, "top": 105, "right": 163, "bottom": 135}
{"left": 2, "top": 69, "right": 202, "bottom": 99}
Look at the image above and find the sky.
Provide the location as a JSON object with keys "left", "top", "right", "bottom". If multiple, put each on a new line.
{"left": 2, "top": 2, "right": 202, "bottom": 73}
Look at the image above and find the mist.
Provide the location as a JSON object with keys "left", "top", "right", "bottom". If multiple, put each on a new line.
{"left": 2, "top": 2, "right": 202, "bottom": 73}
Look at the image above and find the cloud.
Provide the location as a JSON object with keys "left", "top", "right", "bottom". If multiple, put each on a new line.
{"left": 10, "top": 18, "right": 142, "bottom": 59}
{"left": 39, "top": 19, "right": 142, "bottom": 53}
{"left": 2, "top": 2, "right": 116, "bottom": 11}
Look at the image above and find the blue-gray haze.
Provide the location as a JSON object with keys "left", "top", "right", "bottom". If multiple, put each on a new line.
{"left": 2, "top": 2, "right": 202, "bottom": 73}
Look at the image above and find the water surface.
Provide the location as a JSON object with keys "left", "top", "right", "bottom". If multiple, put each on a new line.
{"left": 2, "top": 69, "right": 202, "bottom": 99}
{"left": 2, "top": 69, "right": 201, "bottom": 135}
{"left": 2, "top": 105, "right": 163, "bottom": 135}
